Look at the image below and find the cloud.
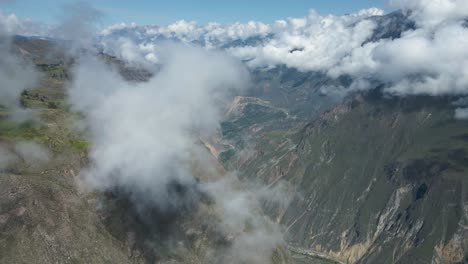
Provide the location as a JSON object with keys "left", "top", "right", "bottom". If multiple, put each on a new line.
{"left": 0, "top": 11, "right": 45, "bottom": 171}
{"left": 101, "top": 20, "right": 272, "bottom": 47}
{"left": 100, "top": 36, "right": 159, "bottom": 66}
{"left": 67, "top": 43, "right": 248, "bottom": 207}
{"left": 230, "top": 10, "right": 380, "bottom": 71}
{"left": 3, "top": 0, "right": 466, "bottom": 100}
{"left": 51, "top": 2, "right": 102, "bottom": 53}
{"left": 0, "top": 11, "right": 21, "bottom": 33}
{"left": 0, "top": 41, "right": 39, "bottom": 108}
{"left": 390, "top": 0, "right": 468, "bottom": 27}
{"left": 0, "top": 10, "right": 49, "bottom": 36}
{"left": 14, "top": 141, "right": 50, "bottom": 165}
{"left": 67, "top": 42, "right": 285, "bottom": 261}
{"left": 98, "top": 18, "right": 275, "bottom": 66}
{"left": 99, "top": 8, "right": 383, "bottom": 69}
{"left": 201, "top": 175, "right": 283, "bottom": 263}
{"left": 0, "top": 17, "right": 40, "bottom": 117}
{"left": 98, "top": 1, "right": 468, "bottom": 99}
{"left": 228, "top": 2, "right": 468, "bottom": 97}
{"left": 330, "top": 2, "right": 468, "bottom": 96}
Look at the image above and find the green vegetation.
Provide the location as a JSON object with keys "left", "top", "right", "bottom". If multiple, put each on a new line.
{"left": 219, "top": 148, "right": 235, "bottom": 164}
{"left": 37, "top": 63, "right": 69, "bottom": 80}
{"left": 0, "top": 118, "right": 42, "bottom": 139}
{"left": 69, "top": 139, "right": 89, "bottom": 151}
{"left": 20, "top": 89, "right": 66, "bottom": 110}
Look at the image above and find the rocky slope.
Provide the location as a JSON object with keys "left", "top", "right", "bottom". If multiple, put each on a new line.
{"left": 221, "top": 90, "right": 468, "bottom": 263}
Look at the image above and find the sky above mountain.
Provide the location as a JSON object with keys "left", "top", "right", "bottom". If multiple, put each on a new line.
{"left": 0, "top": 0, "right": 390, "bottom": 26}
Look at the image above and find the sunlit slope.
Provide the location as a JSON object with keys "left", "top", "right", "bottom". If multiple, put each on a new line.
{"left": 225, "top": 91, "right": 468, "bottom": 263}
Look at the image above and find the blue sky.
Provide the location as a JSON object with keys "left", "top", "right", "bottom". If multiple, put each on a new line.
{"left": 0, "top": 0, "right": 391, "bottom": 27}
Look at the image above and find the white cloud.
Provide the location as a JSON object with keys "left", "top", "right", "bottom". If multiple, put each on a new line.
{"left": 67, "top": 43, "right": 283, "bottom": 261}
{"left": 0, "top": 10, "right": 49, "bottom": 36}
{"left": 0, "top": 11, "right": 21, "bottom": 33}
{"left": 100, "top": 8, "right": 383, "bottom": 72}
{"left": 101, "top": 36, "right": 158, "bottom": 66}
{"left": 68, "top": 44, "right": 249, "bottom": 207}
{"left": 100, "top": 22, "right": 138, "bottom": 36}
{"left": 230, "top": 10, "right": 379, "bottom": 71}
{"left": 390, "top": 0, "right": 468, "bottom": 27}
{"left": 332, "top": 9, "right": 468, "bottom": 96}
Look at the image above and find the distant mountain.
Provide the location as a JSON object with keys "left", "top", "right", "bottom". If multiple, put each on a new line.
{"left": 99, "top": 11, "right": 414, "bottom": 51}
{"left": 367, "top": 11, "right": 415, "bottom": 42}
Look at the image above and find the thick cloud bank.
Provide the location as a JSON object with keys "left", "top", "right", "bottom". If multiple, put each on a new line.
{"left": 331, "top": 0, "right": 468, "bottom": 96}
{"left": 100, "top": 0, "right": 468, "bottom": 97}
{"left": 68, "top": 44, "right": 248, "bottom": 207}
{"left": 391, "top": 0, "right": 468, "bottom": 26}
{"left": 100, "top": 8, "right": 383, "bottom": 70}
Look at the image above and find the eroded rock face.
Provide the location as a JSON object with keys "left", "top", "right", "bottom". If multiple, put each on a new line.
{"left": 223, "top": 93, "right": 468, "bottom": 263}
{"left": 433, "top": 237, "right": 466, "bottom": 264}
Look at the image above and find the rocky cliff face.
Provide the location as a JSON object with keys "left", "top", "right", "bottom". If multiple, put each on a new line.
{"left": 221, "top": 91, "right": 468, "bottom": 263}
